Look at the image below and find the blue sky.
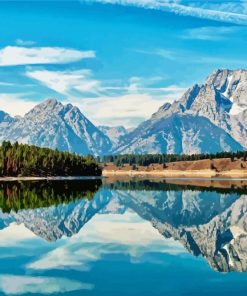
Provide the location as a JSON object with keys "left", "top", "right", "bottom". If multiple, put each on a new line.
{"left": 0, "top": 0, "right": 247, "bottom": 127}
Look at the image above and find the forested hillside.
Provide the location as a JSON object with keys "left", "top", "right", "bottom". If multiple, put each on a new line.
{"left": 0, "top": 141, "right": 102, "bottom": 177}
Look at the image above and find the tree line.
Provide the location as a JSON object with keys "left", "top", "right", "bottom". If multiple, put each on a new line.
{"left": 0, "top": 141, "right": 102, "bottom": 177}
{"left": 102, "top": 151, "right": 247, "bottom": 167}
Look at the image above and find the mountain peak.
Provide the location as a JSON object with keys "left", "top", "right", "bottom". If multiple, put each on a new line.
{"left": 40, "top": 98, "right": 61, "bottom": 108}
{"left": 25, "top": 98, "right": 63, "bottom": 118}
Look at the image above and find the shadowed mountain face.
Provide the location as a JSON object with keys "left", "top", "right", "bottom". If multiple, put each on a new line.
{"left": 0, "top": 179, "right": 247, "bottom": 271}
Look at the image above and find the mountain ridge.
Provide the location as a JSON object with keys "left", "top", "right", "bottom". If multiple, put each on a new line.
{"left": 0, "top": 69, "right": 246, "bottom": 155}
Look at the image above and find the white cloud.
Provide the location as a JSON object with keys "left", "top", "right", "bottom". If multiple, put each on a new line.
{"left": 0, "top": 46, "right": 95, "bottom": 66}
{"left": 0, "top": 275, "right": 92, "bottom": 295}
{"left": 84, "top": 0, "right": 247, "bottom": 25}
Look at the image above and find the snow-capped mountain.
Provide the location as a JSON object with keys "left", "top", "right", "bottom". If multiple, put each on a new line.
{"left": 115, "top": 69, "right": 247, "bottom": 154}
{"left": 0, "top": 99, "right": 112, "bottom": 156}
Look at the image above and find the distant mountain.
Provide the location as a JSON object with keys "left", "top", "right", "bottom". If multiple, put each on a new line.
{"left": 115, "top": 69, "right": 247, "bottom": 154}
{"left": 98, "top": 125, "right": 127, "bottom": 146}
{"left": 0, "top": 99, "right": 112, "bottom": 156}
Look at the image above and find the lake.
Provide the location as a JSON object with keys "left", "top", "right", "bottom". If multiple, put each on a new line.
{"left": 0, "top": 178, "right": 247, "bottom": 295}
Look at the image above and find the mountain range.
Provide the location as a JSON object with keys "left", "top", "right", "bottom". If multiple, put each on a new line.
{"left": 0, "top": 69, "right": 246, "bottom": 155}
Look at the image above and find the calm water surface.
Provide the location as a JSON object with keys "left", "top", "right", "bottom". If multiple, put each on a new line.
{"left": 0, "top": 178, "right": 247, "bottom": 295}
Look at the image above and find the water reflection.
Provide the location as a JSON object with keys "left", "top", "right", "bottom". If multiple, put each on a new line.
{"left": 0, "top": 178, "right": 247, "bottom": 294}
{"left": 0, "top": 179, "right": 102, "bottom": 213}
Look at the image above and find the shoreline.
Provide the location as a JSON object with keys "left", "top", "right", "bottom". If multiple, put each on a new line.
{"left": 0, "top": 176, "right": 103, "bottom": 181}
{"left": 102, "top": 169, "right": 247, "bottom": 179}
{"left": 1, "top": 170, "right": 247, "bottom": 181}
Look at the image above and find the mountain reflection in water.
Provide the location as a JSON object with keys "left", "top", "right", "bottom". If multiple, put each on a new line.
{"left": 0, "top": 178, "right": 247, "bottom": 295}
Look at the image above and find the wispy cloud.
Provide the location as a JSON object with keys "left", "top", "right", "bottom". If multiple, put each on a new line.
{"left": 136, "top": 46, "right": 247, "bottom": 69}
{"left": 135, "top": 48, "right": 176, "bottom": 60}
{"left": 181, "top": 26, "right": 242, "bottom": 41}
{"left": 15, "top": 39, "right": 36, "bottom": 46}
{"left": 26, "top": 69, "right": 101, "bottom": 96}
{"left": 84, "top": 0, "right": 247, "bottom": 25}
{"left": 0, "top": 46, "right": 95, "bottom": 66}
